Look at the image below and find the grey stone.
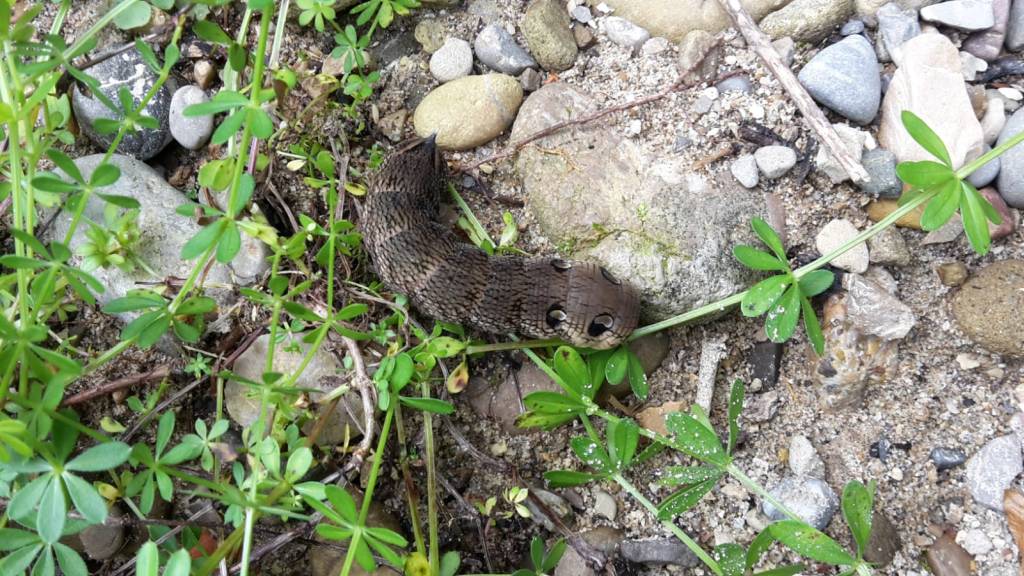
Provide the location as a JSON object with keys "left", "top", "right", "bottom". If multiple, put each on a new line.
{"left": 523, "top": 0, "right": 578, "bottom": 71}
{"left": 429, "top": 38, "right": 473, "bottom": 83}
{"left": 841, "top": 19, "right": 866, "bottom": 34}
{"left": 958, "top": 529, "right": 993, "bottom": 556}
{"left": 760, "top": 0, "right": 854, "bottom": 42}
{"left": 510, "top": 83, "right": 771, "bottom": 319}
{"left": 952, "top": 260, "right": 1024, "bottom": 356}
{"left": 996, "top": 107, "right": 1024, "bottom": 206}
{"left": 468, "top": 0, "right": 502, "bottom": 22}
{"left": 966, "top": 145, "right": 1001, "bottom": 187}
{"left": 45, "top": 155, "right": 267, "bottom": 318}
{"left": 930, "top": 446, "right": 968, "bottom": 470}
{"left": 695, "top": 93, "right": 715, "bottom": 114}
{"left": 573, "top": 23, "right": 597, "bottom": 48}
{"left": 864, "top": 512, "right": 902, "bottom": 567}
{"left": 845, "top": 273, "right": 917, "bottom": 340}
{"left": 592, "top": 488, "right": 618, "bottom": 520}
{"left": 368, "top": 28, "right": 419, "bottom": 68}
{"left": 750, "top": 341, "right": 782, "bottom": 388}
{"left": 772, "top": 36, "right": 796, "bottom": 66}
{"left": 797, "top": 35, "right": 881, "bottom": 124}
{"left": 921, "top": 0, "right": 996, "bottom": 30}
{"left": 169, "top": 86, "right": 212, "bottom": 150}
{"left": 571, "top": 5, "right": 593, "bottom": 22}
{"left": 1009, "top": 0, "right": 1024, "bottom": 49}
{"left": 474, "top": 24, "right": 537, "bottom": 74}
{"left": 817, "top": 219, "right": 868, "bottom": 273}
{"left": 68, "top": 505, "right": 125, "bottom": 560}
{"left": 716, "top": 74, "right": 753, "bottom": 93}
{"left": 876, "top": 3, "right": 920, "bottom": 63}
{"left": 789, "top": 435, "right": 826, "bottom": 477}
{"left": 816, "top": 123, "right": 867, "bottom": 183}
{"left": 642, "top": 36, "right": 672, "bottom": 55}
{"left": 965, "top": 434, "right": 1023, "bottom": 510}
{"left": 960, "top": 50, "right": 989, "bottom": 81}
{"left": 71, "top": 49, "right": 174, "bottom": 160}
{"left": 754, "top": 145, "right": 797, "bottom": 178}
{"left": 859, "top": 148, "right": 902, "bottom": 198}
{"left": 413, "top": 74, "right": 523, "bottom": 150}
{"left": 731, "top": 154, "right": 760, "bottom": 188}
{"left": 981, "top": 96, "right": 1007, "bottom": 144}
{"left": 227, "top": 334, "right": 366, "bottom": 445}
{"left": 621, "top": 538, "right": 700, "bottom": 567}
{"left": 520, "top": 67, "right": 543, "bottom": 91}
{"left": 964, "top": 0, "right": 1011, "bottom": 59}
{"left": 762, "top": 476, "right": 839, "bottom": 530}
{"left": 878, "top": 34, "right": 985, "bottom": 168}
{"left": 603, "top": 16, "right": 651, "bottom": 52}
{"left": 867, "top": 226, "right": 911, "bottom": 266}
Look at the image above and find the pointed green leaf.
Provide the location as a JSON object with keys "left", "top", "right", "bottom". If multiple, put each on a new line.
{"left": 764, "top": 284, "right": 801, "bottom": 343}
{"left": 797, "top": 269, "right": 834, "bottom": 298}
{"left": 554, "top": 346, "right": 589, "bottom": 397}
{"left": 135, "top": 541, "right": 159, "bottom": 576}
{"left": 895, "top": 160, "right": 955, "bottom": 189}
{"left": 606, "top": 418, "right": 639, "bottom": 470}
{"left": 63, "top": 473, "right": 108, "bottom": 524}
{"left": 181, "top": 219, "right": 225, "bottom": 260}
{"left": 801, "top": 295, "right": 826, "bottom": 356}
{"left": 841, "top": 480, "right": 874, "bottom": 558}
{"left": 727, "top": 379, "right": 744, "bottom": 454}
{"left": 605, "top": 346, "right": 629, "bottom": 385}
{"left": 751, "top": 218, "right": 787, "bottom": 260}
{"left": 734, "top": 245, "right": 788, "bottom": 271}
{"left": 398, "top": 397, "right": 454, "bottom": 414}
{"left": 65, "top": 441, "right": 131, "bottom": 471}
{"left": 658, "top": 465, "right": 723, "bottom": 487}
{"left": 657, "top": 477, "right": 718, "bottom": 519}
{"left": 714, "top": 543, "right": 747, "bottom": 576}
{"left": 901, "top": 111, "right": 952, "bottom": 167}
{"left": 543, "top": 470, "right": 606, "bottom": 487}
{"left": 769, "top": 520, "right": 855, "bottom": 566}
{"left": 570, "top": 436, "right": 613, "bottom": 473}
{"left": 665, "top": 412, "right": 728, "bottom": 465}
{"left": 920, "top": 178, "right": 961, "bottom": 231}
{"left": 38, "top": 477, "right": 66, "bottom": 544}
{"left": 960, "top": 181, "right": 992, "bottom": 255}
{"left": 626, "top": 348, "right": 648, "bottom": 400}
{"left": 741, "top": 275, "right": 790, "bottom": 318}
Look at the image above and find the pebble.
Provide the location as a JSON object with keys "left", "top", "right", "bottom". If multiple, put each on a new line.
{"left": 602, "top": 16, "right": 651, "bottom": 53}
{"left": 841, "top": 19, "right": 866, "bottom": 34}
{"left": 746, "top": 390, "right": 782, "bottom": 422}
{"left": 951, "top": 260, "right": 1024, "bottom": 357}
{"left": 193, "top": 60, "right": 216, "bottom": 90}
{"left": 415, "top": 19, "right": 447, "bottom": 53}
{"left": 474, "top": 24, "right": 537, "bottom": 75}
{"left": 753, "top": 145, "right": 797, "bottom": 178}
{"left": 964, "top": 0, "right": 1010, "bottom": 60}
{"left": 750, "top": 341, "right": 782, "bottom": 388}
{"left": 772, "top": 36, "right": 796, "bottom": 67}
{"left": 168, "top": 86, "right": 213, "bottom": 150}
{"left": 694, "top": 93, "right": 715, "bottom": 114}
{"left": 620, "top": 538, "right": 699, "bottom": 567}
{"left": 815, "top": 123, "right": 867, "bottom": 182}
{"left": 920, "top": 0, "right": 996, "bottom": 30}
{"left": 716, "top": 74, "right": 753, "bottom": 93}
{"left": 965, "top": 434, "right": 1023, "bottom": 510}
{"left": 592, "top": 488, "right": 618, "bottom": 520}
{"left": 965, "top": 146, "right": 1001, "bottom": 187}
{"left": 730, "top": 153, "right": 759, "bottom": 188}
{"left": 573, "top": 24, "right": 596, "bottom": 48}
{"left": 937, "top": 262, "right": 969, "bottom": 286}
{"left": 875, "top": 3, "right": 920, "bottom": 63}
{"left": 960, "top": 51, "right": 989, "bottom": 81}
{"left": 877, "top": 34, "right": 985, "bottom": 169}
{"left": 413, "top": 73, "right": 523, "bottom": 150}
{"left": 1008, "top": 0, "right": 1024, "bottom": 49}
{"left": 926, "top": 532, "right": 974, "bottom": 576}
{"left": 522, "top": 0, "right": 578, "bottom": 71}
{"left": 571, "top": 5, "right": 593, "bottom": 23}
{"left": 70, "top": 505, "right": 125, "bottom": 559}
{"left": 930, "top": 447, "right": 968, "bottom": 470}
{"left": 71, "top": 49, "right": 174, "bottom": 160}
{"left": 996, "top": 107, "right": 1024, "bottom": 207}
{"left": 867, "top": 199, "right": 924, "bottom": 229}
{"left": 864, "top": 511, "right": 902, "bottom": 567}
{"left": 797, "top": 35, "right": 881, "bottom": 124}
{"left": 867, "top": 226, "right": 911, "bottom": 266}
{"left": 957, "top": 529, "right": 993, "bottom": 556}
{"left": 762, "top": 476, "right": 839, "bottom": 530}
{"left": 859, "top": 148, "right": 902, "bottom": 198}
{"left": 980, "top": 187, "right": 1017, "bottom": 239}
{"left": 520, "top": 67, "right": 542, "bottom": 91}
{"left": 429, "top": 38, "right": 473, "bottom": 83}
{"left": 642, "top": 36, "right": 671, "bottom": 55}
{"left": 789, "top": 435, "right": 826, "bottom": 478}
{"left": 759, "top": 0, "right": 856, "bottom": 43}
{"left": 980, "top": 97, "right": 1007, "bottom": 145}
{"left": 816, "top": 219, "right": 869, "bottom": 273}
{"left": 679, "top": 30, "right": 721, "bottom": 82}
{"left": 846, "top": 272, "right": 917, "bottom": 339}
{"left": 526, "top": 489, "right": 574, "bottom": 531}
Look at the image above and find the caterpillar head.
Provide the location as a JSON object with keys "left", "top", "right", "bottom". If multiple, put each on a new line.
{"left": 379, "top": 134, "right": 446, "bottom": 194}
{"left": 545, "top": 260, "right": 641, "bottom": 350}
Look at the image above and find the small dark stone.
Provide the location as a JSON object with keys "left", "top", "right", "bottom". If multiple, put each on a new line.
{"left": 750, "top": 341, "right": 783, "bottom": 388}
{"left": 930, "top": 447, "right": 967, "bottom": 471}
{"left": 369, "top": 28, "right": 420, "bottom": 68}
{"left": 462, "top": 175, "right": 477, "bottom": 189}
{"left": 870, "top": 438, "right": 892, "bottom": 461}
{"left": 621, "top": 537, "right": 700, "bottom": 567}
{"left": 864, "top": 511, "right": 902, "bottom": 567}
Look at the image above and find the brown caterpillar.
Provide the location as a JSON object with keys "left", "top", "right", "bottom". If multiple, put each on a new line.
{"left": 359, "top": 136, "right": 640, "bottom": 349}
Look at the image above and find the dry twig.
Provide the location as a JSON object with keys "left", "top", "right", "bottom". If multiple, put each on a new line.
{"left": 61, "top": 364, "right": 171, "bottom": 407}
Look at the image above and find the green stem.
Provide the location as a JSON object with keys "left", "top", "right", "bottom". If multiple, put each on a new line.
{"left": 465, "top": 338, "right": 562, "bottom": 355}
{"left": 957, "top": 129, "right": 1024, "bottom": 179}
{"left": 613, "top": 473, "right": 722, "bottom": 575}
{"left": 421, "top": 381, "right": 439, "bottom": 574}
{"left": 340, "top": 405, "right": 396, "bottom": 576}
{"left": 62, "top": 1, "right": 141, "bottom": 61}
{"left": 725, "top": 464, "right": 801, "bottom": 522}
{"left": 393, "top": 402, "right": 427, "bottom": 555}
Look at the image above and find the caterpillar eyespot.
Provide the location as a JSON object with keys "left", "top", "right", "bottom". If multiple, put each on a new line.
{"left": 359, "top": 136, "right": 641, "bottom": 349}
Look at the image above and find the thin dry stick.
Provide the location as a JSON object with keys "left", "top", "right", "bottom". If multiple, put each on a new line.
{"left": 453, "top": 40, "right": 723, "bottom": 174}
{"left": 716, "top": 0, "right": 870, "bottom": 184}
{"left": 61, "top": 365, "right": 171, "bottom": 406}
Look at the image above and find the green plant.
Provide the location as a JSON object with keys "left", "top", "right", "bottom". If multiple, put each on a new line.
{"left": 296, "top": 0, "right": 338, "bottom": 32}
{"left": 113, "top": 0, "right": 174, "bottom": 31}
{"left": 512, "top": 537, "right": 567, "bottom": 576}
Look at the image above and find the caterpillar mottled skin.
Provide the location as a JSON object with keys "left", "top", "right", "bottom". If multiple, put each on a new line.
{"left": 360, "top": 136, "right": 640, "bottom": 349}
